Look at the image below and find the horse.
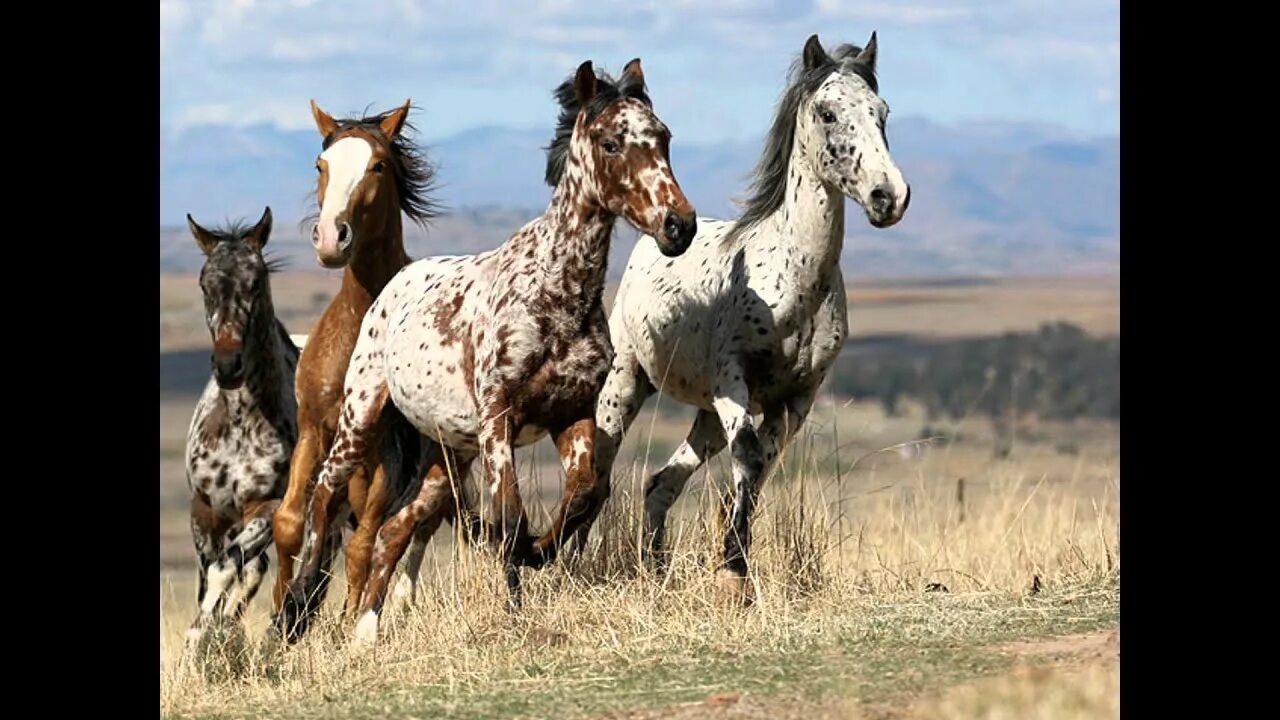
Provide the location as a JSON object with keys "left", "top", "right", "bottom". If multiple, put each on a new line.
{"left": 270, "top": 99, "right": 441, "bottom": 640}
{"left": 278, "top": 58, "right": 698, "bottom": 647}
{"left": 183, "top": 207, "right": 299, "bottom": 651}
{"left": 592, "top": 33, "right": 911, "bottom": 598}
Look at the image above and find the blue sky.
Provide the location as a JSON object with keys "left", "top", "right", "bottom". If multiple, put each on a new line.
{"left": 160, "top": 0, "right": 1119, "bottom": 144}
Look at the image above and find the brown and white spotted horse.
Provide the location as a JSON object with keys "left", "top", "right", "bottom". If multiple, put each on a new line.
{"left": 184, "top": 208, "right": 299, "bottom": 651}
{"left": 270, "top": 99, "right": 441, "bottom": 640}
{"left": 280, "top": 59, "right": 698, "bottom": 647}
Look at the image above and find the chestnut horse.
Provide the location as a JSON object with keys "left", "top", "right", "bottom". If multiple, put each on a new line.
{"left": 280, "top": 59, "right": 697, "bottom": 647}
{"left": 270, "top": 100, "right": 440, "bottom": 638}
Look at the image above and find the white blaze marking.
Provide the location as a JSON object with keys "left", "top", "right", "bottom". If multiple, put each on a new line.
{"left": 319, "top": 137, "right": 373, "bottom": 225}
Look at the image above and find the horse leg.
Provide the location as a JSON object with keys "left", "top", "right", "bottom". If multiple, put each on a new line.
{"left": 530, "top": 418, "right": 600, "bottom": 567}
{"left": 711, "top": 364, "right": 766, "bottom": 598}
{"left": 354, "top": 447, "right": 471, "bottom": 648}
{"left": 643, "top": 409, "right": 728, "bottom": 572}
{"left": 754, "top": 391, "right": 817, "bottom": 490}
{"left": 343, "top": 462, "right": 388, "bottom": 619}
{"left": 568, "top": 344, "right": 654, "bottom": 560}
{"left": 220, "top": 497, "right": 280, "bottom": 621}
{"left": 277, "top": 380, "right": 389, "bottom": 643}
{"left": 387, "top": 523, "right": 434, "bottom": 618}
{"left": 476, "top": 392, "right": 529, "bottom": 609}
{"left": 272, "top": 422, "right": 328, "bottom": 612}
{"left": 185, "top": 493, "right": 230, "bottom": 651}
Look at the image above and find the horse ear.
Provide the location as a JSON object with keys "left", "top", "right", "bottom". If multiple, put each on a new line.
{"left": 574, "top": 61, "right": 598, "bottom": 106}
{"left": 856, "top": 31, "right": 878, "bottom": 71}
{"left": 187, "top": 214, "right": 218, "bottom": 256}
{"left": 310, "top": 99, "right": 338, "bottom": 138}
{"left": 379, "top": 99, "right": 412, "bottom": 139}
{"left": 246, "top": 206, "right": 272, "bottom": 252}
{"left": 802, "top": 34, "right": 831, "bottom": 71}
{"left": 622, "top": 58, "right": 645, "bottom": 87}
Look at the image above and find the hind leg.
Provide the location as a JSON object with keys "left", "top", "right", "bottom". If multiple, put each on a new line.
{"left": 387, "top": 522, "right": 435, "bottom": 617}
{"left": 354, "top": 446, "right": 471, "bottom": 648}
{"left": 643, "top": 409, "right": 728, "bottom": 571}
{"left": 343, "top": 463, "right": 388, "bottom": 618}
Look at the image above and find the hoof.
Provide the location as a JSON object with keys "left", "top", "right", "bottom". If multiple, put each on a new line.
{"left": 275, "top": 586, "right": 313, "bottom": 644}
{"left": 715, "top": 568, "right": 754, "bottom": 607}
{"left": 351, "top": 610, "right": 380, "bottom": 653}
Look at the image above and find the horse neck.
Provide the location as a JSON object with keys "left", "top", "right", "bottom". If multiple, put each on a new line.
{"left": 532, "top": 178, "right": 615, "bottom": 311}
{"left": 762, "top": 131, "right": 845, "bottom": 285}
{"left": 338, "top": 212, "right": 409, "bottom": 313}
{"left": 233, "top": 295, "right": 291, "bottom": 421}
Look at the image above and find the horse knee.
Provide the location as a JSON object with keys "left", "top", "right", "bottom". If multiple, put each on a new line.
{"left": 273, "top": 508, "right": 304, "bottom": 553}
{"left": 730, "top": 426, "right": 765, "bottom": 480}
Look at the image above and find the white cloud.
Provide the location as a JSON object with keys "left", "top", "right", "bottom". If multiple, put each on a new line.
{"left": 159, "top": 0, "right": 1120, "bottom": 138}
{"left": 159, "top": 0, "right": 188, "bottom": 56}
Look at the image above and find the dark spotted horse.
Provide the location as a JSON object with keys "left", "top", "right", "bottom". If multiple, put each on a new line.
{"left": 183, "top": 208, "right": 299, "bottom": 651}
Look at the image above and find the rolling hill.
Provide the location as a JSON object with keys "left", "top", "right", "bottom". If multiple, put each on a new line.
{"left": 159, "top": 117, "right": 1118, "bottom": 278}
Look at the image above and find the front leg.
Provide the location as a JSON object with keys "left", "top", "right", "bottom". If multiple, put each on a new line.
{"left": 184, "top": 492, "right": 230, "bottom": 652}
{"left": 277, "top": 381, "right": 389, "bottom": 643}
{"left": 711, "top": 362, "right": 766, "bottom": 600}
{"left": 219, "top": 497, "right": 280, "bottom": 622}
{"left": 531, "top": 418, "right": 601, "bottom": 567}
{"left": 477, "top": 393, "right": 530, "bottom": 608}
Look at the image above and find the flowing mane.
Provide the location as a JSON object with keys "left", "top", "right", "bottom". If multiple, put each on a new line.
{"left": 727, "top": 42, "right": 877, "bottom": 244}
{"left": 314, "top": 106, "right": 442, "bottom": 228}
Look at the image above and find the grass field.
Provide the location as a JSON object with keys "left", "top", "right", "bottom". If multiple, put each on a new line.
{"left": 159, "top": 273, "right": 1119, "bottom": 718}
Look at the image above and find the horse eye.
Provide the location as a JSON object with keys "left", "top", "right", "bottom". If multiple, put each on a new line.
{"left": 821, "top": 110, "right": 837, "bottom": 124}
{"left": 371, "top": 161, "right": 386, "bottom": 173}
{"left": 602, "top": 139, "right": 620, "bottom": 155}
{"left": 315, "top": 162, "right": 322, "bottom": 173}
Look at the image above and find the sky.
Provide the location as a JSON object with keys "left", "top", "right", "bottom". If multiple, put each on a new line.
{"left": 159, "top": 0, "right": 1119, "bottom": 145}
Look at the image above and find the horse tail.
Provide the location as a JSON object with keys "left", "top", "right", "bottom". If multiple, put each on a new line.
{"left": 379, "top": 402, "right": 424, "bottom": 524}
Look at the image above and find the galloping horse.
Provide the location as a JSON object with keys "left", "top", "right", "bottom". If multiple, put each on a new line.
{"left": 280, "top": 59, "right": 697, "bottom": 647}
{"left": 594, "top": 34, "right": 911, "bottom": 597}
{"left": 183, "top": 208, "right": 299, "bottom": 650}
{"left": 270, "top": 100, "right": 439, "bottom": 639}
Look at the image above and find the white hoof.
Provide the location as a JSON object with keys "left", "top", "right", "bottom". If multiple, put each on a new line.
{"left": 352, "top": 610, "right": 380, "bottom": 651}
{"left": 389, "top": 574, "right": 414, "bottom": 614}
{"left": 184, "top": 626, "right": 204, "bottom": 652}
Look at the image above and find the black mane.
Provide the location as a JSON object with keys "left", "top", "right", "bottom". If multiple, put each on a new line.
{"left": 544, "top": 63, "right": 651, "bottom": 187}
{"left": 317, "top": 106, "right": 441, "bottom": 228}
{"left": 203, "top": 219, "right": 286, "bottom": 274}
{"left": 726, "top": 42, "right": 878, "bottom": 243}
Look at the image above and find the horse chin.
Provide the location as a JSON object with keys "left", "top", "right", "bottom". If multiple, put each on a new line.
{"left": 316, "top": 253, "right": 350, "bottom": 270}
{"left": 866, "top": 210, "right": 902, "bottom": 230}
{"left": 215, "top": 374, "right": 246, "bottom": 391}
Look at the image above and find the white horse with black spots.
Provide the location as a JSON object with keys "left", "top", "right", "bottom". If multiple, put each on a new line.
{"left": 592, "top": 33, "right": 911, "bottom": 597}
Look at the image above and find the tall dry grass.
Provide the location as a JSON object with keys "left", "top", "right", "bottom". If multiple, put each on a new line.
{"left": 159, "top": 401, "right": 1119, "bottom": 718}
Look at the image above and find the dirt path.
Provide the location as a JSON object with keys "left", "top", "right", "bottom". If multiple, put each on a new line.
{"left": 597, "top": 629, "right": 1120, "bottom": 720}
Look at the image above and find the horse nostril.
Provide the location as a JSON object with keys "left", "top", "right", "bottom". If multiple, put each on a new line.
{"left": 311, "top": 225, "right": 321, "bottom": 247}
{"left": 337, "top": 223, "right": 352, "bottom": 249}
{"left": 869, "top": 186, "right": 893, "bottom": 215}
{"left": 663, "top": 212, "right": 681, "bottom": 241}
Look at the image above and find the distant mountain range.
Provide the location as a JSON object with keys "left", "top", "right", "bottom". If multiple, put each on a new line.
{"left": 159, "top": 116, "right": 1118, "bottom": 278}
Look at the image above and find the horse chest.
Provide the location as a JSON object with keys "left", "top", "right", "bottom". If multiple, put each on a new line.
{"left": 187, "top": 411, "right": 290, "bottom": 515}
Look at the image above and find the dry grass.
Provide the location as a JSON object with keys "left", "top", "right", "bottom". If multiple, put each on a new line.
{"left": 159, "top": 274, "right": 1120, "bottom": 352}
{"left": 158, "top": 398, "right": 1119, "bottom": 719}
